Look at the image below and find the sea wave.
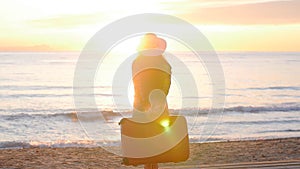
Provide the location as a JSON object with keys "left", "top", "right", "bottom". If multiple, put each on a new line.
{"left": 1, "top": 103, "right": 299, "bottom": 121}
{"left": 227, "top": 86, "right": 300, "bottom": 91}
{"left": 0, "top": 111, "right": 121, "bottom": 121}
{"left": 220, "top": 119, "right": 300, "bottom": 125}
{"left": 1, "top": 135, "right": 299, "bottom": 149}
{"left": 0, "top": 108, "right": 75, "bottom": 114}
{"left": 174, "top": 103, "right": 300, "bottom": 115}
{"left": 0, "top": 85, "right": 111, "bottom": 91}
{"left": 0, "top": 93, "right": 117, "bottom": 98}
{"left": 248, "top": 86, "right": 300, "bottom": 91}
{"left": 0, "top": 140, "right": 97, "bottom": 149}
{"left": 0, "top": 112, "right": 78, "bottom": 121}
{"left": 224, "top": 104, "right": 300, "bottom": 113}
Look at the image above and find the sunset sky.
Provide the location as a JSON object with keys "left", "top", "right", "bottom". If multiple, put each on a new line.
{"left": 0, "top": 0, "right": 299, "bottom": 51}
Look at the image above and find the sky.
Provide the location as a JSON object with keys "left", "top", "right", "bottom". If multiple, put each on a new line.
{"left": 0, "top": 0, "right": 299, "bottom": 51}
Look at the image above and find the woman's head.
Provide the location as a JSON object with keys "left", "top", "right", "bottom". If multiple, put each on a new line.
{"left": 137, "top": 33, "right": 166, "bottom": 56}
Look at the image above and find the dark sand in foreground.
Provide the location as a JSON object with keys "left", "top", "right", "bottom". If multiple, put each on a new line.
{"left": 0, "top": 137, "right": 299, "bottom": 168}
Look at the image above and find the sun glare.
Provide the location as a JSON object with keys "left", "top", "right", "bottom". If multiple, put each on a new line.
{"left": 160, "top": 119, "right": 170, "bottom": 128}
{"left": 128, "top": 81, "right": 135, "bottom": 107}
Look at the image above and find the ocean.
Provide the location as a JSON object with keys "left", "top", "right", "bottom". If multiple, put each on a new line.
{"left": 0, "top": 51, "right": 299, "bottom": 149}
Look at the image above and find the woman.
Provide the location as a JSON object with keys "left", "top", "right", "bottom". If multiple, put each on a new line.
{"left": 132, "top": 33, "right": 171, "bottom": 169}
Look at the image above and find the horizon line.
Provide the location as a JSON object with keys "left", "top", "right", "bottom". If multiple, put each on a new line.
{"left": 0, "top": 50, "right": 299, "bottom": 53}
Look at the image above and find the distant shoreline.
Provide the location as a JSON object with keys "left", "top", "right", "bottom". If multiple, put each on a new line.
{"left": 1, "top": 137, "right": 299, "bottom": 168}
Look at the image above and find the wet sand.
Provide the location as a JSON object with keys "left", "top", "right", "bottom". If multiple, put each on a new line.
{"left": 0, "top": 137, "right": 299, "bottom": 169}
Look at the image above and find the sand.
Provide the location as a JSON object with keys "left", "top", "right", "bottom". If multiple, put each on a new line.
{"left": 0, "top": 137, "right": 299, "bottom": 169}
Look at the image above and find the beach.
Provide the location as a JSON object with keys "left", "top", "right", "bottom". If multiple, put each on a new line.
{"left": 1, "top": 137, "right": 299, "bottom": 168}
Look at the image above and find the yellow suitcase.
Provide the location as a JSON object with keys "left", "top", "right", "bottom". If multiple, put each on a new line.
{"left": 120, "top": 116, "right": 189, "bottom": 166}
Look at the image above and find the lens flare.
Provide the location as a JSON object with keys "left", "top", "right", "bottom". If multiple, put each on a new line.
{"left": 160, "top": 119, "right": 170, "bottom": 128}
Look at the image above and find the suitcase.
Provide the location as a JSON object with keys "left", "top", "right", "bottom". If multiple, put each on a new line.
{"left": 120, "top": 116, "right": 189, "bottom": 166}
